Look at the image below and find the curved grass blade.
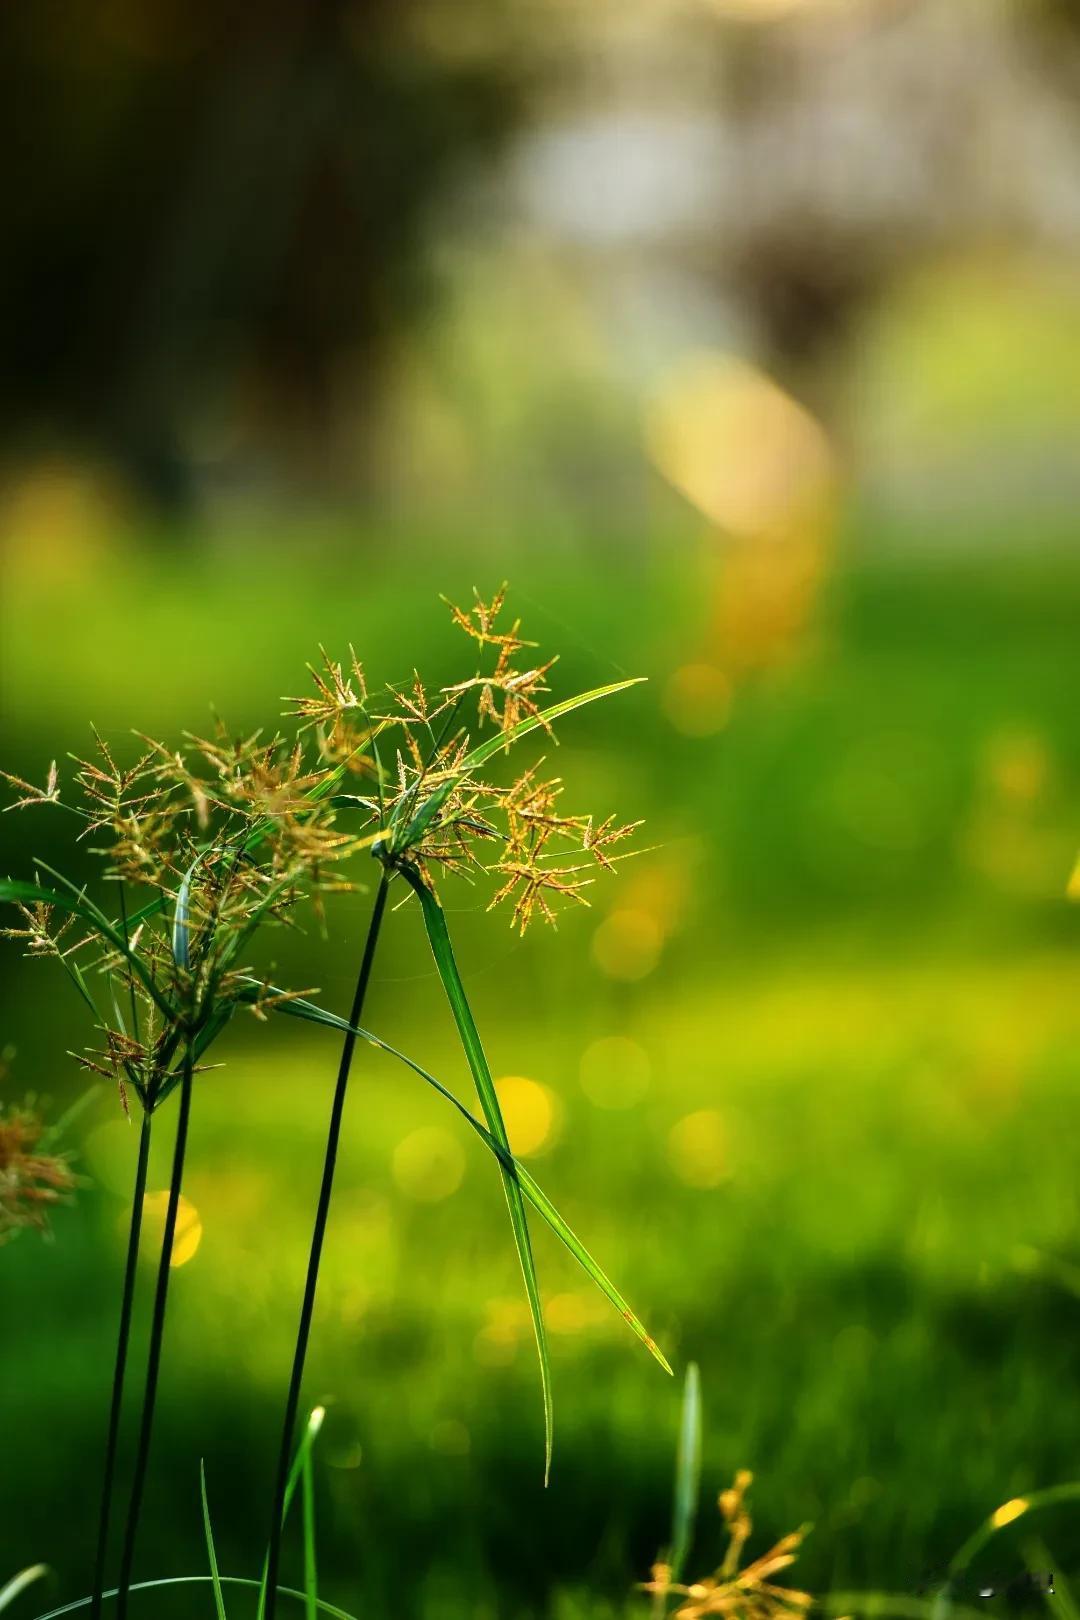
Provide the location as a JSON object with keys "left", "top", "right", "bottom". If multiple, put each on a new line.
{"left": 0, "top": 1565, "right": 47, "bottom": 1612}
{"left": 0, "top": 878, "right": 176, "bottom": 1021}
{"left": 820, "top": 1595, "right": 987, "bottom": 1620}
{"left": 256, "top": 1407, "right": 326, "bottom": 1620}
{"left": 32, "top": 1575, "right": 358, "bottom": 1620}
{"left": 238, "top": 977, "right": 670, "bottom": 1374}
{"left": 1025, "top": 1537, "right": 1074, "bottom": 1620}
{"left": 947, "top": 1481, "right": 1080, "bottom": 1581}
{"left": 302, "top": 1435, "right": 318, "bottom": 1620}
{"left": 382, "top": 863, "right": 553, "bottom": 1478}
{"left": 199, "top": 1463, "right": 228, "bottom": 1620}
{"left": 668, "top": 1362, "right": 701, "bottom": 1584}
{"left": 172, "top": 855, "right": 201, "bottom": 971}
{"left": 459, "top": 678, "right": 645, "bottom": 772}
{"left": 386, "top": 679, "right": 645, "bottom": 860}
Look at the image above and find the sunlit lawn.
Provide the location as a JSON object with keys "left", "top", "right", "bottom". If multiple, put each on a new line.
{"left": 2, "top": 517, "right": 1079, "bottom": 1615}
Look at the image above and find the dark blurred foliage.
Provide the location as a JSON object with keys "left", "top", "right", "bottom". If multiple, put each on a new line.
{"left": 0, "top": 0, "right": 524, "bottom": 506}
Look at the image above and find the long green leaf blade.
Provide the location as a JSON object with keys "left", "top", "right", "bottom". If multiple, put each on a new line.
{"left": 460, "top": 679, "right": 645, "bottom": 773}
{"left": 0, "top": 878, "right": 176, "bottom": 1020}
{"left": 669, "top": 1362, "right": 701, "bottom": 1583}
{"left": 947, "top": 1481, "right": 1080, "bottom": 1580}
{"left": 256, "top": 1407, "right": 326, "bottom": 1620}
{"left": 240, "top": 978, "right": 671, "bottom": 1375}
{"left": 33, "top": 1575, "right": 360, "bottom": 1620}
{"left": 301, "top": 1438, "right": 318, "bottom": 1620}
{"left": 173, "top": 855, "right": 201, "bottom": 971}
{"left": 0, "top": 1564, "right": 48, "bottom": 1612}
{"left": 397, "top": 864, "right": 553, "bottom": 1479}
{"left": 199, "top": 1462, "right": 228, "bottom": 1620}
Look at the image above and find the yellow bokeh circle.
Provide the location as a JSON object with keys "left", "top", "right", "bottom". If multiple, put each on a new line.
{"left": 140, "top": 1191, "right": 203, "bottom": 1268}
{"left": 591, "top": 910, "right": 663, "bottom": 981}
{"left": 663, "top": 664, "right": 732, "bottom": 738}
{"left": 667, "top": 1110, "right": 728, "bottom": 1189}
{"left": 494, "top": 1076, "right": 561, "bottom": 1157}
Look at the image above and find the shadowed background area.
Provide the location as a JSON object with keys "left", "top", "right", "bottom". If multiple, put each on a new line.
{"left": 2, "top": 2, "right": 1080, "bottom": 1616}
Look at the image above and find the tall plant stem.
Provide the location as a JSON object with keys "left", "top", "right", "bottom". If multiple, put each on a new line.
{"left": 263, "top": 872, "right": 390, "bottom": 1620}
{"left": 90, "top": 1110, "right": 153, "bottom": 1620}
{"left": 115, "top": 1044, "right": 195, "bottom": 1620}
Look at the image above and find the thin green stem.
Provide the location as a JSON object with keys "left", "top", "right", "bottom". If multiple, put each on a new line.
{"left": 90, "top": 1110, "right": 153, "bottom": 1620}
{"left": 262, "top": 872, "right": 390, "bottom": 1620}
{"left": 115, "top": 1043, "right": 195, "bottom": 1620}
{"left": 118, "top": 887, "right": 140, "bottom": 1046}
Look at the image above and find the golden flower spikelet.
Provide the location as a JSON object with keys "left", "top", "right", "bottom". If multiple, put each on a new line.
{"left": 643, "top": 1470, "right": 813, "bottom": 1620}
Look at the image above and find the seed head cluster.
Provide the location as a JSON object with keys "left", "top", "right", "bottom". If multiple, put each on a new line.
{"left": 643, "top": 1471, "right": 813, "bottom": 1620}
{"left": 1, "top": 588, "right": 642, "bottom": 1119}
{"left": 291, "top": 587, "right": 641, "bottom": 932}
{"left": 0, "top": 1051, "right": 77, "bottom": 1241}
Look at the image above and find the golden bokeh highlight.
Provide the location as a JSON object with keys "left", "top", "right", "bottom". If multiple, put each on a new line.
{"left": 0, "top": 460, "right": 127, "bottom": 588}
{"left": 140, "top": 1191, "right": 203, "bottom": 1268}
{"left": 985, "top": 730, "right": 1052, "bottom": 806}
{"left": 646, "top": 353, "right": 833, "bottom": 541}
{"left": 494, "top": 1076, "right": 561, "bottom": 1157}
{"left": 702, "top": 0, "right": 849, "bottom": 17}
{"left": 990, "top": 1497, "right": 1028, "bottom": 1530}
{"left": 964, "top": 726, "right": 1067, "bottom": 901}
{"left": 591, "top": 909, "right": 664, "bottom": 981}
{"left": 392, "top": 1127, "right": 466, "bottom": 1202}
{"left": 579, "top": 1035, "right": 651, "bottom": 1109}
{"left": 473, "top": 1297, "right": 529, "bottom": 1366}
{"left": 663, "top": 663, "right": 732, "bottom": 737}
{"left": 546, "top": 1290, "right": 605, "bottom": 1336}
{"left": 667, "top": 1110, "right": 728, "bottom": 1189}
{"left": 1068, "top": 854, "right": 1080, "bottom": 902}
{"left": 646, "top": 351, "right": 836, "bottom": 680}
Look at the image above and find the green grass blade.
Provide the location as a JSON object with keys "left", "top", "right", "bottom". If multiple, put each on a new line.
{"left": 385, "top": 678, "right": 645, "bottom": 857}
{"left": 32, "top": 1575, "right": 359, "bottom": 1620}
{"left": 256, "top": 1407, "right": 326, "bottom": 1620}
{"left": 947, "top": 1482, "right": 1080, "bottom": 1580}
{"left": 199, "top": 1462, "right": 228, "bottom": 1620}
{"left": 0, "top": 877, "right": 177, "bottom": 1021}
{"left": 62, "top": 955, "right": 103, "bottom": 1022}
{"left": 302, "top": 1440, "right": 318, "bottom": 1620}
{"left": 172, "top": 854, "right": 201, "bottom": 971}
{"left": 398, "top": 862, "right": 553, "bottom": 1481}
{"left": 821, "top": 1595, "right": 987, "bottom": 1620}
{"left": 1024, "top": 1538, "right": 1075, "bottom": 1620}
{"left": 668, "top": 1362, "right": 701, "bottom": 1583}
{"left": 239, "top": 978, "right": 671, "bottom": 1374}
{"left": 459, "top": 678, "right": 645, "bottom": 772}
{"left": 0, "top": 1564, "right": 48, "bottom": 1612}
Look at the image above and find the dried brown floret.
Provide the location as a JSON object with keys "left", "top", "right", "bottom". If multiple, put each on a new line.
{"left": 1, "top": 587, "right": 643, "bottom": 1130}
{"left": 487, "top": 858, "right": 594, "bottom": 935}
{"left": 0, "top": 1098, "right": 77, "bottom": 1241}
{"left": 0, "top": 898, "right": 87, "bottom": 959}
{"left": 0, "top": 760, "right": 60, "bottom": 811}
{"left": 642, "top": 1471, "right": 813, "bottom": 1620}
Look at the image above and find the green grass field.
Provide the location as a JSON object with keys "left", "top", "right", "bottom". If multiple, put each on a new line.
{"left": 2, "top": 517, "right": 1079, "bottom": 1617}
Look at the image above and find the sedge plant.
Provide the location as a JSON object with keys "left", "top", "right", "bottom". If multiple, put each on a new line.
{"left": 0, "top": 722, "right": 365, "bottom": 1615}
{"left": 1, "top": 587, "right": 671, "bottom": 1612}
{"left": 258, "top": 587, "right": 671, "bottom": 1614}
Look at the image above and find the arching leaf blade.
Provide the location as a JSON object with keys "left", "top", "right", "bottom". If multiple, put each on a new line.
{"left": 242, "top": 981, "right": 671, "bottom": 1376}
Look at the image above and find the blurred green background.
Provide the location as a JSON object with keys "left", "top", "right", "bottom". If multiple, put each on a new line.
{"left": 2, "top": 2, "right": 1080, "bottom": 1617}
